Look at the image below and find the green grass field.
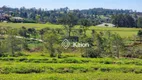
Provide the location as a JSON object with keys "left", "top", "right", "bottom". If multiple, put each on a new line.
{"left": 0, "top": 23, "right": 63, "bottom": 29}
{"left": 1, "top": 72, "right": 142, "bottom": 80}
{"left": 0, "top": 22, "right": 140, "bottom": 37}
{"left": 0, "top": 53, "right": 142, "bottom": 80}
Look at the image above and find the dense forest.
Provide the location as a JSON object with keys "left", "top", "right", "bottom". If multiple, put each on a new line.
{"left": 0, "top": 6, "right": 142, "bottom": 27}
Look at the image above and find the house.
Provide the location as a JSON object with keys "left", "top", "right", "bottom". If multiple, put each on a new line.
{"left": 0, "top": 8, "right": 3, "bottom": 13}
{"left": 0, "top": 8, "right": 5, "bottom": 21}
{"left": 11, "top": 17, "right": 24, "bottom": 22}
{"left": 0, "top": 8, "right": 10, "bottom": 22}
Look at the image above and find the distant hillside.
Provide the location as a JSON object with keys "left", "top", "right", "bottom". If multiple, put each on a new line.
{"left": 0, "top": 6, "right": 142, "bottom": 25}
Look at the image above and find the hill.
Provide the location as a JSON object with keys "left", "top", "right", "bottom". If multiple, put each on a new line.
{"left": 0, "top": 6, "right": 142, "bottom": 25}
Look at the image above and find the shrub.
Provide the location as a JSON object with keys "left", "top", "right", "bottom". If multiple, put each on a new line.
{"left": 19, "top": 58, "right": 28, "bottom": 62}
{"left": 100, "top": 67, "right": 111, "bottom": 72}
{"left": 82, "top": 48, "right": 100, "bottom": 58}
{"left": 105, "top": 24, "right": 109, "bottom": 26}
{"left": 134, "top": 68, "right": 142, "bottom": 74}
{"left": 0, "top": 57, "right": 15, "bottom": 61}
{"left": 13, "top": 52, "right": 26, "bottom": 57}
{"left": 60, "top": 58, "right": 81, "bottom": 63}
{"left": 80, "top": 68, "right": 88, "bottom": 73}
{"left": 56, "top": 68, "right": 74, "bottom": 73}
{"left": 1, "top": 66, "right": 45, "bottom": 74}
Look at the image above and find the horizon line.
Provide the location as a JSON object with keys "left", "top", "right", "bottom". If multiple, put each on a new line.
{"left": 0, "top": 5, "right": 140, "bottom": 12}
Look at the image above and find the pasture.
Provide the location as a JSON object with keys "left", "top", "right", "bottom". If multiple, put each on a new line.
{"left": 0, "top": 22, "right": 140, "bottom": 37}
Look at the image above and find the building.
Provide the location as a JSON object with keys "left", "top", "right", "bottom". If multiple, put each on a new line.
{"left": 97, "top": 23, "right": 116, "bottom": 27}
{"left": 11, "top": 17, "right": 24, "bottom": 22}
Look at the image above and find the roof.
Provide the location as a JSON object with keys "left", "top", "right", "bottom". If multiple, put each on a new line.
{"left": 11, "top": 17, "right": 24, "bottom": 20}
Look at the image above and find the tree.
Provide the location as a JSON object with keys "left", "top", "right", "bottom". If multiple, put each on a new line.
{"left": 19, "top": 26, "right": 28, "bottom": 38}
{"left": 137, "top": 17, "right": 142, "bottom": 28}
{"left": 79, "top": 19, "right": 91, "bottom": 36}
{"left": 18, "top": 27, "right": 29, "bottom": 51}
{"left": 36, "top": 14, "right": 41, "bottom": 22}
{"left": 91, "top": 30, "right": 96, "bottom": 41}
{"left": 0, "top": 40, "right": 7, "bottom": 57}
{"left": 103, "top": 31, "right": 113, "bottom": 57}
{"left": 112, "top": 14, "right": 136, "bottom": 27}
{"left": 27, "top": 28, "right": 37, "bottom": 38}
{"left": 0, "top": 27, "right": 7, "bottom": 35}
{"left": 39, "top": 28, "right": 51, "bottom": 40}
{"left": 43, "top": 30, "right": 59, "bottom": 57}
{"left": 96, "top": 32, "right": 105, "bottom": 56}
{"left": 59, "top": 12, "right": 78, "bottom": 37}
{"left": 111, "top": 33, "right": 125, "bottom": 58}
{"left": 7, "top": 29, "right": 23, "bottom": 56}
{"left": 137, "top": 30, "right": 142, "bottom": 43}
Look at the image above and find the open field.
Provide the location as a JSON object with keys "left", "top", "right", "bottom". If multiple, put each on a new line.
{"left": 0, "top": 23, "right": 140, "bottom": 37}
{"left": 0, "top": 23, "right": 63, "bottom": 29}
{"left": 0, "top": 23, "right": 142, "bottom": 80}
{"left": 0, "top": 53, "right": 142, "bottom": 80}
{"left": 1, "top": 72, "right": 142, "bottom": 80}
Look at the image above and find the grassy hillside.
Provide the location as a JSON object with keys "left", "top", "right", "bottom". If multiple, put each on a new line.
{"left": 0, "top": 22, "right": 140, "bottom": 37}
{"left": 0, "top": 53, "right": 142, "bottom": 80}
{"left": 0, "top": 23, "right": 142, "bottom": 80}
{"left": 0, "top": 23, "right": 63, "bottom": 30}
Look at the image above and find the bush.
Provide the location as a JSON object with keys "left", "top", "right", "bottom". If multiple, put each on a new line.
{"left": 105, "top": 24, "right": 108, "bottom": 26}
{"left": 0, "top": 65, "right": 45, "bottom": 74}
{"left": 134, "top": 68, "right": 142, "bottom": 74}
{"left": 100, "top": 67, "right": 111, "bottom": 72}
{"left": 19, "top": 58, "right": 28, "bottom": 62}
{"left": 56, "top": 68, "right": 74, "bottom": 73}
{"left": 82, "top": 48, "right": 100, "bottom": 58}
{"left": 13, "top": 52, "right": 26, "bottom": 57}
{"left": 60, "top": 58, "right": 81, "bottom": 63}
{"left": 0, "top": 53, "right": 5, "bottom": 57}
{"left": 0, "top": 57, "right": 15, "bottom": 61}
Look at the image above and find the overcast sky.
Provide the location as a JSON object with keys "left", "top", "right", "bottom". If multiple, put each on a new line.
{"left": 0, "top": 0, "right": 141, "bottom": 12}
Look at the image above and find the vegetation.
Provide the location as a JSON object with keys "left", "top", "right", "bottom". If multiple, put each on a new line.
{"left": 137, "top": 17, "right": 142, "bottom": 28}
{"left": 112, "top": 14, "right": 136, "bottom": 27}
{"left": 0, "top": 54, "right": 142, "bottom": 80}
{"left": 1, "top": 6, "right": 142, "bottom": 28}
{"left": 0, "top": 23, "right": 142, "bottom": 58}
{"left": 0, "top": 5, "right": 142, "bottom": 80}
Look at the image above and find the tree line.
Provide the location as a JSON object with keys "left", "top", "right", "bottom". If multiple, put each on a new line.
{"left": 1, "top": 6, "right": 142, "bottom": 27}
{"left": 112, "top": 14, "right": 142, "bottom": 28}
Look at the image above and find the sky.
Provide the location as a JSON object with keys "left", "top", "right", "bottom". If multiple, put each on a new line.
{"left": 0, "top": 0, "right": 142, "bottom": 12}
